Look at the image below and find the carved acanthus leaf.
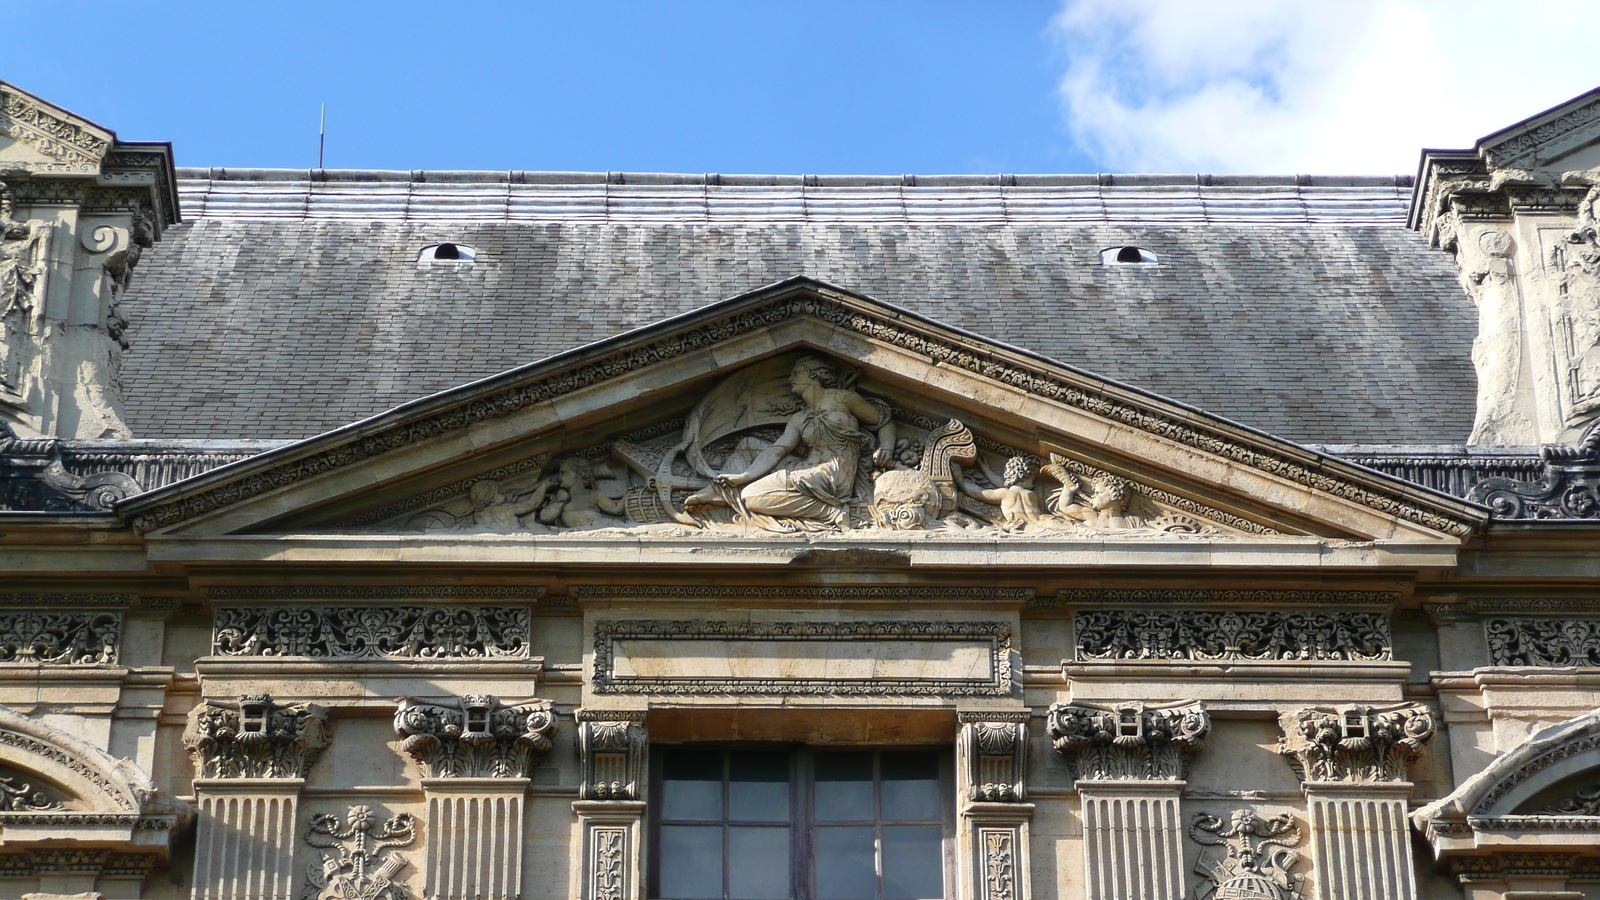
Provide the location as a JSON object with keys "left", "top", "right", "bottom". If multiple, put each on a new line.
{"left": 1275, "top": 703, "right": 1435, "bottom": 783}
{"left": 394, "top": 695, "right": 555, "bottom": 778}
{"left": 212, "top": 605, "right": 530, "bottom": 659}
{"left": 577, "top": 710, "right": 648, "bottom": 801}
{"left": 182, "top": 694, "right": 329, "bottom": 779}
{"left": 1047, "top": 700, "right": 1208, "bottom": 781}
{"left": 0, "top": 610, "right": 119, "bottom": 664}
{"left": 1485, "top": 616, "right": 1600, "bottom": 666}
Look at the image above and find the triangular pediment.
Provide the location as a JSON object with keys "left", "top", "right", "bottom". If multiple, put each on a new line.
{"left": 121, "top": 278, "right": 1484, "bottom": 553}
{"left": 0, "top": 81, "right": 115, "bottom": 176}
{"left": 1475, "top": 87, "right": 1600, "bottom": 172}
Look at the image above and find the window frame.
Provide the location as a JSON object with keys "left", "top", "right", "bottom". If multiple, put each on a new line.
{"left": 648, "top": 744, "right": 956, "bottom": 900}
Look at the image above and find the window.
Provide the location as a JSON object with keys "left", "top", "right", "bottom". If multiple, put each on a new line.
{"left": 653, "top": 748, "right": 950, "bottom": 900}
{"left": 1099, "top": 245, "right": 1158, "bottom": 265}
{"left": 417, "top": 242, "right": 477, "bottom": 263}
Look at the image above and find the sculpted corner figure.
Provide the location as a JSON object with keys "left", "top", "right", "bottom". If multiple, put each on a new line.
{"left": 959, "top": 455, "right": 1060, "bottom": 532}
{"left": 539, "top": 457, "right": 626, "bottom": 529}
{"left": 684, "top": 356, "right": 895, "bottom": 531}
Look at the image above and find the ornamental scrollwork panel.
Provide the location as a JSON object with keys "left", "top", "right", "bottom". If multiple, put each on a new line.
{"left": 1074, "top": 610, "right": 1390, "bottom": 662}
{"left": 1190, "top": 808, "right": 1303, "bottom": 900}
{"left": 303, "top": 805, "right": 416, "bottom": 900}
{"left": 1047, "top": 700, "right": 1209, "bottom": 781}
{"left": 394, "top": 694, "right": 555, "bottom": 778}
{"left": 183, "top": 694, "right": 330, "bottom": 779}
{"left": 1485, "top": 617, "right": 1600, "bottom": 667}
{"left": 1275, "top": 704, "right": 1435, "bottom": 783}
{"left": 0, "top": 611, "right": 119, "bottom": 664}
{"left": 212, "top": 606, "right": 530, "bottom": 659}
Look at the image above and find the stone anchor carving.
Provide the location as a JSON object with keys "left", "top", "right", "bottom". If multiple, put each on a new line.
{"left": 393, "top": 694, "right": 555, "bottom": 778}
{"left": 303, "top": 804, "right": 417, "bottom": 900}
{"left": 1190, "top": 808, "right": 1303, "bottom": 900}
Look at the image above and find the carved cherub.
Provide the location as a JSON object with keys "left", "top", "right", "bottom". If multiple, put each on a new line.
{"left": 1046, "top": 468, "right": 1131, "bottom": 529}
{"left": 466, "top": 477, "right": 552, "bottom": 531}
{"left": 539, "top": 457, "right": 626, "bottom": 529}
{"left": 959, "top": 455, "right": 1059, "bottom": 532}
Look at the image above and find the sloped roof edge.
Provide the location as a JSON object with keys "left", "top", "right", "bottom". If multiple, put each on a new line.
{"left": 117, "top": 276, "right": 1487, "bottom": 536}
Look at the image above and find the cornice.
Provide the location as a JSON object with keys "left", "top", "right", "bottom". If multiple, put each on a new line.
{"left": 1041, "top": 588, "right": 1399, "bottom": 609}
{"left": 121, "top": 281, "right": 1485, "bottom": 538}
{"left": 569, "top": 585, "right": 1034, "bottom": 604}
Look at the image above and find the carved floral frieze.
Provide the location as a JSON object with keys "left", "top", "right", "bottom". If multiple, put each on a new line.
{"left": 0, "top": 610, "right": 119, "bottom": 664}
{"left": 1190, "top": 808, "right": 1303, "bottom": 900}
{"left": 303, "top": 805, "right": 416, "bottom": 900}
{"left": 394, "top": 694, "right": 555, "bottom": 778}
{"left": 183, "top": 694, "right": 330, "bottom": 779}
{"left": 1276, "top": 704, "right": 1435, "bottom": 783}
{"left": 1047, "top": 700, "right": 1209, "bottom": 781}
{"left": 212, "top": 605, "right": 530, "bottom": 659}
{"left": 1485, "top": 616, "right": 1600, "bottom": 667}
{"left": 1073, "top": 609, "right": 1390, "bottom": 662}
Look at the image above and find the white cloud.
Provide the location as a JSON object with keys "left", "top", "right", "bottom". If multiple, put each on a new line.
{"left": 1054, "top": 0, "right": 1600, "bottom": 174}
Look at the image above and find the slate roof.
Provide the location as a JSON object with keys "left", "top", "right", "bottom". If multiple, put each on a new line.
{"left": 120, "top": 170, "right": 1476, "bottom": 444}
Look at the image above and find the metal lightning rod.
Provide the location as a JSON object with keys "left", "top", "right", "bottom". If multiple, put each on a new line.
{"left": 318, "top": 103, "right": 326, "bottom": 169}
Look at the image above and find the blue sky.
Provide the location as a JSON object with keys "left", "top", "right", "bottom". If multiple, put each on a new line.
{"left": 13, "top": 1, "right": 1076, "bottom": 173}
{"left": 12, "top": 2, "right": 1600, "bottom": 175}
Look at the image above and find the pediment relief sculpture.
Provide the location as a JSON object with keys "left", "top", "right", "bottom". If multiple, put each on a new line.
{"left": 356, "top": 354, "right": 1273, "bottom": 540}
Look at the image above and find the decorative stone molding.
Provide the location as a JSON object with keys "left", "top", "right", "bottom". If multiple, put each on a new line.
{"left": 394, "top": 694, "right": 555, "bottom": 778}
{"left": 182, "top": 695, "right": 329, "bottom": 779}
{"left": 570, "top": 584, "right": 1035, "bottom": 604}
{"left": 212, "top": 605, "right": 531, "bottom": 659}
{"left": 422, "top": 778, "right": 528, "bottom": 900}
{"left": 1073, "top": 609, "right": 1390, "bottom": 662}
{"left": 1044, "top": 588, "right": 1399, "bottom": 608}
{"left": 1047, "top": 700, "right": 1209, "bottom": 781}
{"left": 1190, "top": 809, "right": 1303, "bottom": 900}
{"left": 207, "top": 585, "right": 547, "bottom": 602}
{"left": 958, "top": 712, "right": 1029, "bottom": 802}
{"left": 0, "top": 611, "right": 119, "bottom": 664}
{"left": 1536, "top": 783, "right": 1600, "bottom": 814}
{"left": 1471, "top": 598, "right": 1600, "bottom": 614}
{"left": 592, "top": 619, "right": 1014, "bottom": 697}
{"left": 303, "top": 805, "right": 416, "bottom": 900}
{"left": 576, "top": 710, "right": 647, "bottom": 801}
{"left": 1470, "top": 420, "right": 1600, "bottom": 519}
{"left": 1276, "top": 704, "right": 1435, "bottom": 784}
{"left": 1485, "top": 617, "right": 1600, "bottom": 666}
{"left": 123, "top": 283, "right": 1482, "bottom": 537}
{"left": 574, "top": 803, "right": 645, "bottom": 900}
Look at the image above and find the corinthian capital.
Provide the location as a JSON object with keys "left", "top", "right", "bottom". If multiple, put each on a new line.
{"left": 394, "top": 694, "right": 555, "bottom": 778}
{"left": 183, "top": 694, "right": 330, "bottom": 779}
{"left": 1275, "top": 703, "right": 1436, "bottom": 784}
{"left": 1046, "top": 700, "right": 1208, "bottom": 782}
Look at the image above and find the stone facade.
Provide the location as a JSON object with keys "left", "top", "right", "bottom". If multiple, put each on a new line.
{"left": 2, "top": 82, "right": 1600, "bottom": 900}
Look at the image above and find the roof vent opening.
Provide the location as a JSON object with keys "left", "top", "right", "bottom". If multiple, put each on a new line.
{"left": 419, "top": 242, "right": 477, "bottom": 264}
{"left": 1101, "top": 245, "right": 1158, "bottom": 266}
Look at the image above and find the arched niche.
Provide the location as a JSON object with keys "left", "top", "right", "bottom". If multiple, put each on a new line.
{"left": 0, "top": 703, "right": 185, "bottom": 857}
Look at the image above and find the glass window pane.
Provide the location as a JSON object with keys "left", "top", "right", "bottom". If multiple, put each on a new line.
{"left": 881, "top": 826, "right": 943, "bottom": 899}
{"left": 880, "top": 753, "right": 941, "bottom": 821}
{"left": 660, "top": 825, "right": 724, "bottom": 899}
{"left": 663, "top": 750, "right": 724, "bottom": 821}
{"left": 814, "top": 825, "right": 877, "bottom": 900}
{"left": 728, "top": 826, "right": 791, "bottom": 900}
{"left": 730, "top": 751, "right": 790, "bottom": 822}
{"left": 814, "top": 752, "right": 874, "bottom": 822}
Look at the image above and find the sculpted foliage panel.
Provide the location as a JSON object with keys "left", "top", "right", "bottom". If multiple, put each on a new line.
{"left": 212, "top": 606, "right": 530, "bottom": 659}
{"left": 1075, "top": 610, "right": 1390, "bottom": 662}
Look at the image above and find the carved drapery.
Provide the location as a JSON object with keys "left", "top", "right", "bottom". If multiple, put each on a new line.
{"left": 394, "top": 694, "right": 555, "bottom": 778}
{"left": 303, "top": 805, "right": 416, "bottom": 900}
{"left": 1275, "top": 704, "right": 1435, "bottom": 784}
{"left": 0, "top": 610, "right": 119, "bottom": 664}
{"left": 212, "top": 605, "right": 530, "bottom": 658}
{"left": 1048, "top": 701, "right": 1209, "bottom": 781}
{"left": 1485, "top": 616, "right": 1600, "bottom": 666}
{"left": 1073, "top": 609, "right": 1390, "bottom": 662}
{"left": 182, "top": 695, "right": 329, "bottom": 779}
{"left": 1189, "top": 809, "right": 1303, "bottom": 900}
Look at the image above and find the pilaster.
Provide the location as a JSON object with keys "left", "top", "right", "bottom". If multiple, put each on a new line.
{"left": 394, "top": 693, "right": 556, "bottom": 900}
{"left": 958, "top": 713, "right": 1033, "bottom": 900}
{"left": 1277, "top": 703, "right": 1437, "bottom": 900}
{"left": 1049, "top": 700, "right": 1209, "bottom": 900}
{"left": 183, "top": 694, "right": 328, "bottom": 900}
{"left": 574, "top": 710, "right": 648, "bottom": 900}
